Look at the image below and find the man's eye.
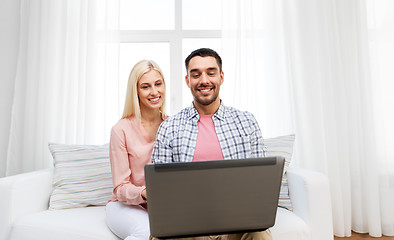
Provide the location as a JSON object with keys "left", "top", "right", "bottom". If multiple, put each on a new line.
{"left": 208, "top": 72, "right": 215, "bottom": 76}
{"left": 192, "top": 74, "right": 200, "bottom": 78}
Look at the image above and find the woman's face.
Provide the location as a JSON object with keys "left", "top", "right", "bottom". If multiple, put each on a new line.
{"left": 137, "top": 69, "right": 165, "bottom": 111}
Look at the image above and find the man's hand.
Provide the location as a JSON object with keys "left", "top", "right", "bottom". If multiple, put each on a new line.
{"left": 141, "top": 188, "right": 147, "bottom": 200}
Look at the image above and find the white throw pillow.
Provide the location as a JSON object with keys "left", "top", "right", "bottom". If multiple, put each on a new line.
{"left": 48, "top": 143, "right": 113, "bottom": 210}
{"left": 264, "top": 134, "right": 295, "bottom": 211}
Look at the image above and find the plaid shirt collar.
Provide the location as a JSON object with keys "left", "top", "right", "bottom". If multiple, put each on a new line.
{"left": 152, "top": 99, "right": 265, "bottom": 163}
{"left": 186, "top": 100, "right": 226, "bottom": 121}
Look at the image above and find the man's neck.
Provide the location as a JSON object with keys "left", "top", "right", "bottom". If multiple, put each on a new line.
{"left": 193, "top": 98, "right": 221, "bottom": 115}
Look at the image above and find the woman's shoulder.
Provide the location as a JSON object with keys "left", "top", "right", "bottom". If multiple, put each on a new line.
{"left": 111, "top": 116, "right": 138, "bottom": 132}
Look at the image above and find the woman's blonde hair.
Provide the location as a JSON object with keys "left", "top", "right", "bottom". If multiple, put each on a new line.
{"left": 122, "top": 60, "right": 166, "bottom": 120}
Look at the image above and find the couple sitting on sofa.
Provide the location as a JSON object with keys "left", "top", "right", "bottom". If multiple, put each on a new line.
{"left": 107, "top": 48, "right": 272, "bottom": 240}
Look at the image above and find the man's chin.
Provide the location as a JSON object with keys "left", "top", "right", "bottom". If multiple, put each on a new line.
{"left": 194, "top": 96, "right": 218, "bottom": 106}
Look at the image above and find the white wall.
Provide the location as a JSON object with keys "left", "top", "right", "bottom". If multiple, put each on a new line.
{"left": 0, "top": 0, "right": 20, "bottom": 177}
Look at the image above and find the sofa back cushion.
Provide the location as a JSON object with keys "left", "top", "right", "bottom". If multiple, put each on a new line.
{"left": 264, "top": 134, "right": 295, "bottom": 210}
{"left": 48, "top": 134, "right": 295, "bottom": 211}
{"left": 48, "top": 143, "right": 112, "bottom": 210}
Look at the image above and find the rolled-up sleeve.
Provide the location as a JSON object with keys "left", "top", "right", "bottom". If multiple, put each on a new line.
{"left": 247, "top": 112, "right": 265, "bottom": 158}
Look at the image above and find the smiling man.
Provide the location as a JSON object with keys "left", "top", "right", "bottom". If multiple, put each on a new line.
{"left": 152, "top": 48, "right": 271, "bottom": 240}
{"left": 186, "top": 53, "right": 223, "bottom": 114}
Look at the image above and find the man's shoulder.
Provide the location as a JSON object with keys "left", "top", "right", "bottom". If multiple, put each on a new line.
{"left": 220, "top": 105, "right": 261, "bottom": 133}
{"left": 220, "top": 105, "right": 261, "bottom": 138}
{"left": 222, "top": 105, "right": 256, "bottom": 121}
{"left": 160, "top": 106, "right": 193, "bottom": 128}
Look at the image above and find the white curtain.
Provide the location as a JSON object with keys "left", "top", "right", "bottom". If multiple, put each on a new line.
{"left": 6, "top": 0, "right": 120, "bottom": 176}
{"left": 222, "top": 0, "right": 394, "bottom": 237}
{"left": 221, "top": 0, "right": 295, "bottom": 139}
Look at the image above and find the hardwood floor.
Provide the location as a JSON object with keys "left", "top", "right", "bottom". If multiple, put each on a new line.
{"left": 334, "top": 232, "right": 394, "bottom": 239}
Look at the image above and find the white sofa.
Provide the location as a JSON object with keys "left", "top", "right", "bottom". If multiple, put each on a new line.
{"left": 0, "top": 166, "right": 334, "bottom": 240}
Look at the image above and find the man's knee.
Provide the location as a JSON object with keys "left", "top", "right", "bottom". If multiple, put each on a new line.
{"left": 226, "top": 230, "right": 272, "bottom": 240}
{"left": 242, "top": 230, "right": 272, "bottom": 240}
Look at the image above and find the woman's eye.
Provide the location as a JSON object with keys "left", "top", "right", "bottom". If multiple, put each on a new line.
{"left": 156, "top": 82, "right": 162, "bottom": 86}
{"left": 142, "top": 86, "right": 149, "bottom": 89}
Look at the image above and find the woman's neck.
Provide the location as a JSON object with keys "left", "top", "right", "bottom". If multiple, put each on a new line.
{"left": 140, "top": 108, "right": 161, "bottom": 123}
{"left": 139, "top": 107, "right": 163, "bottom": 141}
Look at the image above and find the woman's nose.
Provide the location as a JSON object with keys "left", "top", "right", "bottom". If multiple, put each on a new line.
{"left": 150, "top": 87, "right": 159, "bottom": 95}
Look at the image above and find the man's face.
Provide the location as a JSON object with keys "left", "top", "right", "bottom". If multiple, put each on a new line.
{"left": 185, "top": 56, "right": 224, "bottom": 107}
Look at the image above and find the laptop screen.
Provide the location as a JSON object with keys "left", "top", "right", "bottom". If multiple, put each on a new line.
{"left": 145, "top": 157, "right": 284, "bottom": 238}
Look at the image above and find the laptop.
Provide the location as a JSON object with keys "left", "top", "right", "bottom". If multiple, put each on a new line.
{"left": 144, "top": 156, "right": 285, "bottom": 238}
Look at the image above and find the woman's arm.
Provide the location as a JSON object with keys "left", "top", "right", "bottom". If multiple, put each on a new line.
{"left": 109, "top": 125, "right": 146, "bottom": 205}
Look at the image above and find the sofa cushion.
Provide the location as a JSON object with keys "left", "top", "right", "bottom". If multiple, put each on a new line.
{"left": 264, "top": 134, "right": 296, "bottom": 210}
{"left": 270, "top": 207, "right": 311, "bottom": 240}
{"left": 48, "top": 143, "right": 113, "bottom": 210}
{"left": 9, "top": 206, "right": 309, "bottom": 240}
{"left": 9, "top": 206, "right": 119, "bottom": 240}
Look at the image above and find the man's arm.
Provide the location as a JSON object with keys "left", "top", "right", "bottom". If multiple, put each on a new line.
{"left": 152, "top": 123, "right": 174, "bottom": 163}
{"left": 248, "top": 113, "right": 266, "bottom": 158}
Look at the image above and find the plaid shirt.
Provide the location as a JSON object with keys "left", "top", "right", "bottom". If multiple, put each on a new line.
{"left": 152, "top": 102, "right": 265, "bottom": 163}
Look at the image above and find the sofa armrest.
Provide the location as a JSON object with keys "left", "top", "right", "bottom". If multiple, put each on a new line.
{"left": 0, "top": 168, "right": 53, "bottom": 240}
{"left": 287, "top": 167, "right": 334, "bottom": 240}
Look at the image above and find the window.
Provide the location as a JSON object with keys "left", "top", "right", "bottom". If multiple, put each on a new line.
{"left": 119, "top": 0, "right": 222, "bottom": 114}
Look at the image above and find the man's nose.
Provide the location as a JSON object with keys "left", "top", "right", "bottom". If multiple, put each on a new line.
{"left": 200, "top": 73, "right": 210, "bottom": 84}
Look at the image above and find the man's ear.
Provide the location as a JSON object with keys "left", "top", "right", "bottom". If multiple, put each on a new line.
{"left": 220, "top": 71, "right": 224, "bottom": 85}
{"left": 185, "top": 75, "right": 190, "bottom": 88}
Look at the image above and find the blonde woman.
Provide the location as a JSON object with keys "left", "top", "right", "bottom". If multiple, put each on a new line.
{"left": 106, "top": 60, "right": 166, "bottom": 240}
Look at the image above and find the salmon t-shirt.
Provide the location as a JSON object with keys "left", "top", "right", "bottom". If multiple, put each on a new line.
{"left": 193, "top": 114, "right": 224, "bottom": 161}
